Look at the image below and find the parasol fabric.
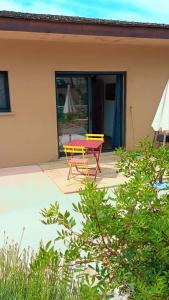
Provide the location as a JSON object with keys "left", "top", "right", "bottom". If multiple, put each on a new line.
{"left": 152, "top": 79, "right": 169, "bottom": 133}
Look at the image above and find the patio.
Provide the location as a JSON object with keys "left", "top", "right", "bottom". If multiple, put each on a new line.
{"left": 0, "top": 165, "right": 81, "bottom": 250}
{"left": 0, "top": 153, "right": 124, "bottom": 251}
{"left": 40, "top": 152, "right": 127, "bottom": 194}
{"left": 0, "top": 153, "right": 126, "bottom": 250}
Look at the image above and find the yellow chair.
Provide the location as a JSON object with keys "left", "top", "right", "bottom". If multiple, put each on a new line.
{"left": 63, "top": 145, "right": 89, "bottom": 180}
{"left": 86, "top": 133, "right": 104, "bottom": 141}
{"left": 85, "top": 134, "right": 104, "bottom": 175}
{"left": 85, "top": 133, "right": 104, "bottom": 155}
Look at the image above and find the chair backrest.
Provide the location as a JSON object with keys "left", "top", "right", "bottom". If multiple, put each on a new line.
{"left": 86, "top": 133, "right": 104, "bottom": 141}
{"left": 63, "top": 145, "right": 85, "bottom": 159}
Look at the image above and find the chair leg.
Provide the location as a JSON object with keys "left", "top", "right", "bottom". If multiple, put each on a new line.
{"left": 67, "top": 164, "right": 72, "bottom": 180}
{"left": 75, "top": 165, "right": 79, "bottom": 172}
{"left": 94, "top": 150, "right": 101, "bottom": 173}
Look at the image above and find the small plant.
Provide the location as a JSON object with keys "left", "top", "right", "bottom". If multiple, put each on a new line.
{"left": 116, "top": 138, "right": 169, "bottom": 186}
{"left": 41, "top": 139, "right": 169, "bottom": 299}
{"left": 0, "top": 235, "right": 83, "bottom": 299}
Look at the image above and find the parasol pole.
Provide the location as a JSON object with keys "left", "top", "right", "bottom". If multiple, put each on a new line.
{"left": 163, "top": 132, "right": 166, "bottom": 146}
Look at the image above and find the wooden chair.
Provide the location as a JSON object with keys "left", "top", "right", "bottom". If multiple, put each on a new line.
{"left": 63, "top": 145, "right": 89, "bottom": 180}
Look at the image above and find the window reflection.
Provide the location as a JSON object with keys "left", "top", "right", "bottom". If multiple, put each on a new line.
{"left": 56, "top": 77, "right": 88, "bottom": 155}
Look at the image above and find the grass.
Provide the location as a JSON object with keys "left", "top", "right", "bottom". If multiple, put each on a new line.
{"left": 0, "top": 232, "right": 83, "bottom": 300}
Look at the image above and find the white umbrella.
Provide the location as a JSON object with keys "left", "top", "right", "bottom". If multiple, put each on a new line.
{"left": 63, "top": 84, "right": 77, "bottom": 114}
{"left": 152, "top": 79, "right": 169, "bottom": 145}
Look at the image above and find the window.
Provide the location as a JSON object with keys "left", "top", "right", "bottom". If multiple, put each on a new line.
{"left": 0, "top": 71, "right": 10, "bottom": 112}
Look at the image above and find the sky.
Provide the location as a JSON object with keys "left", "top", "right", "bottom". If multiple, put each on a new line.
{"left": 0, "top": 0, "right": 169, "bottom": 24}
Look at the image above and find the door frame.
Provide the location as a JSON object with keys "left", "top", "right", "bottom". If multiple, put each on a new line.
{"left": 55, "top": 71, "right": 126, "bottom": 157}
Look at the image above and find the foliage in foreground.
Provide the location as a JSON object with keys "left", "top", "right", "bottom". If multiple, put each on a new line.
{"left": 41, "top": 140, "right": 169, "bottom": 299}
{"left": 0, "top": 237, "right": 85, "bottom": 300}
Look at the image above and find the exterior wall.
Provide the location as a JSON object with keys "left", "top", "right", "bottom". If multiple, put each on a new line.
{"left": 0, "top": 37, "right": 169, "bottom": 167}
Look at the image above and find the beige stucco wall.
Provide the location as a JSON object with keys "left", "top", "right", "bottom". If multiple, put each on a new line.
{"left": 0, "top": 34, "right": 169, "bottom": 167}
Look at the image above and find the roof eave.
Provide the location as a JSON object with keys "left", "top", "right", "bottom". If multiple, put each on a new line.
{"left": 0, "top": 15, "right": 169, "bottom": 39}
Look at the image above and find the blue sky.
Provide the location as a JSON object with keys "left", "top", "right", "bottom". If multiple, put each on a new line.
{"left": 0, "top": 0, "right": 169, "bottom": 24}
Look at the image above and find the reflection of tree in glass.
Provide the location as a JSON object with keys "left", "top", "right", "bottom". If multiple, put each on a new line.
{"left": 58, "top": 93, "right": 65, "bottom": 106}
{"left": 72, "top": 78, "right": 88, "bottom": 105}
{"left": 56, "top": 76, "right": 88, "bottom": 122}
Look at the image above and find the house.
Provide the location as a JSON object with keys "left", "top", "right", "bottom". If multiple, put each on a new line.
{"left": 0, "top": 11, "right": 169, "bottom": 167}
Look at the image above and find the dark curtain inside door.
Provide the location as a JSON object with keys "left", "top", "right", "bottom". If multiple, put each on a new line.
{"left": 112, "top": 74, "right": 123, "bottom": 148}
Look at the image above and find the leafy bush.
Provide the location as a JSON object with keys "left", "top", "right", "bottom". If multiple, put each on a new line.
{"left": 41, "top": 140, "right": 169, "bottom": 299}
{"left": 0, "top": 237, "right": 83, "bottom": 299}
{"left": 117, "top": 138, "right": 169, "bottom": 186}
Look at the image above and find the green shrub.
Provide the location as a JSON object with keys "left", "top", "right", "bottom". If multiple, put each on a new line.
{"left": 41, "top": 140, "right": 169, "bottom": 299}
{"left": 117, "top": 138, "right": 169, "bottom": 186}
{"left": 0, "top": 237, "right": 82, "bottom": 299}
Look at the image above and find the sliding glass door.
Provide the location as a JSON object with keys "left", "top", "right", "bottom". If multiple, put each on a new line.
{"left": 56, "top": 72, "right": 126, "bottom": 156}
{"left": 56, "top": 75, "right": 89, "bottom": 155}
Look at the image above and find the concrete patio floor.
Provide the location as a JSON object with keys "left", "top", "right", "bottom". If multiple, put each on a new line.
{"left": 0, "top": 165, "right": 82, "bottom": 251}
{"left": 40, "top": 152, "right": 127, "bottom": 194}
{"left": 0, "top": 163, "right": 117, "bottom": 251}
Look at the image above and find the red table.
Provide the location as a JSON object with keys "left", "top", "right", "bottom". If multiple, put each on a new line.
{"left": 66, "top": 139, "right": 103, "bottom": 176}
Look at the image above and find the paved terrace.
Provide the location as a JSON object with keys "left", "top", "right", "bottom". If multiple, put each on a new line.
{"left": 0, "top": 153, "right": 126, "bottom": 250}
